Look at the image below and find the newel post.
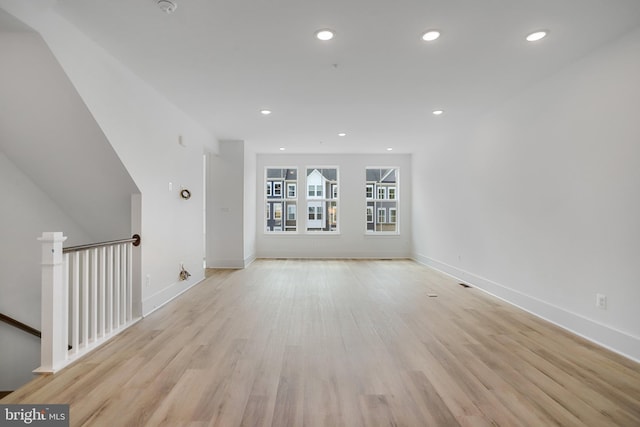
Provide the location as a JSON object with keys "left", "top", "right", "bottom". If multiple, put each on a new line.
{"left": 36, "top": 232, "right": 68, "bottom": 373}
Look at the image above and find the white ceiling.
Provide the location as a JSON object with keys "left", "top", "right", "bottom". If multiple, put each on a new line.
{"left": 26, "top": 1, "right": 640, "bottom": 152}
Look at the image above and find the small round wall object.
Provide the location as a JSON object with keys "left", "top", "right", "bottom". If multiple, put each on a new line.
{"left": 180, "top": 188, "right": 191, "bottom": 200}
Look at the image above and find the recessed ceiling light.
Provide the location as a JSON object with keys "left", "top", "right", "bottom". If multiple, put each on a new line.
{"left": 338, "top": 132, "right": 346, "bottom": 137}
{"left": 526, "top": 30, "right": 548, "bottom": 42}
{"left": 157, "top": 0, "right": 177, "bottom": 14}
{"left": 315, "top": 29, "right": 335, "bottom": 41}
{"left": 260, "top": 109, "right": 272, "bottom": 115}
{"left": 432, "top": 109, "right": 444, "bottom": 116}
{"left": 386, "top": 148, "right": 393, "bottom": 151}
{"left": 279, "top": 147, "right": 286, "bottom": 151}
{"left": 421, "top": 30, "right": 441, "bottom": 42}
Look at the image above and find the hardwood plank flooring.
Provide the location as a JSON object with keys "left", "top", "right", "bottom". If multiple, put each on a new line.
{"left": 2, "top": 259, "right": 639, "bottom": 426}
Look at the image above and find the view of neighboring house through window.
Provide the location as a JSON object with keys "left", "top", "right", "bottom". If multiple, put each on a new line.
{"left": 306, "top": 167, "right": 338, "bottom": 232}
{"left": 366, "top": 167, "right": 398, "bottom": 233}
{"left": 265, "top": 167, "right": 297, "bottom": 232}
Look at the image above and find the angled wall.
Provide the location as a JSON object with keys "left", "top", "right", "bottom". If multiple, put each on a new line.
{"left": 0, "top": 11, "right": 137, "bottom": 390}
{"left": 0, "top": 2, "right": 219, "bottom": 317}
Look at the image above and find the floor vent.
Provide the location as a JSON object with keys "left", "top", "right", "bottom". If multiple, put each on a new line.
{"left": 427, "top": 293, "right": 438, "bottom": 298}
{"left": 459, "top": 283, "right": 471, "bottom": 288}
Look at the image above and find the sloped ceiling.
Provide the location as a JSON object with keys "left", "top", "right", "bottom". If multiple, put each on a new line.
{"left": 0, "top": 18, "right": 139, "bottom": 241}
{"left": 48, "top": 0, "right": 640, "bottom": 153}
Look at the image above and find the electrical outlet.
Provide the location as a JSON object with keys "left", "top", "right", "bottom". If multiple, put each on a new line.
{"left": 146, "top": 274, "right": 151, "bottom": 287}
{"left": 596, "top": 294, "right": 607, "bottom": 310}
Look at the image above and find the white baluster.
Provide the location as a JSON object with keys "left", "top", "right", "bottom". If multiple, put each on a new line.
{"left": 107, "top": 245, "right": 113, "bottom": 333}
{"left": 127, "top": 242, "right": 133, "bottom": 322}
{"left": 99, "top": 247, "right": 106, "bottom": 338}
{"left": 82, "top": 250, "right": 89, "bottom": 347}
{"left": 114, "top": 244, "right": 120, "bottom": 329}
{"left": 90, "top": 248, "right": 98, "bottom": 342}
{"left": 71, "top": 251, "right": 79, "bottom": 354}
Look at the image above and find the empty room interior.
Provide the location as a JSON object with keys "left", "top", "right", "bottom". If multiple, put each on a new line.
{"left": 1, "top": 0, "right": 639, "bottom": 426}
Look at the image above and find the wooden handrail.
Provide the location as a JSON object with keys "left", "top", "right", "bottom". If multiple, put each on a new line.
{"left": 0, "top": 313, "right": 41, "bottom": 339}
{"left": 0, "top": 313, "right": 72, "bottom": 350}
{"left": 63, "top": 233, "right": 141, "bottom": 253}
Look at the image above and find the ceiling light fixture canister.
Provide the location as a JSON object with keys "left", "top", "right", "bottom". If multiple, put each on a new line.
{"left": 315, "top": 29, "right": 335, "bottom": 41}
{"left": 421, "top": 30, "right": 441, "bottom": 41}
{"left": 526, "top": 30, "right": 548, "bottom": 42}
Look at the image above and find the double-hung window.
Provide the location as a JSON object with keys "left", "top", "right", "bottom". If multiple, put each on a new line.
{"left": 366, "top": 167, "right": 399, "bottom": 233}
{"left": 265, "top": 168, "right": 297, "bottom": 232}
{"left": 306, "top": 167, "right": 338, "bottom": 232}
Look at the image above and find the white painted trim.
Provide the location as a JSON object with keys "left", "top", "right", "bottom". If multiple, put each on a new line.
{"left": 34, "top": 317, "right": 141, "bottom": 374}
{"left": 244, "top": 254, "right": 256, "bottom": 268}
{"left": 412, "top": 253, "right": 640, "bottom": 363}
{"left": 207, "top": 259, "right": 246, "bottom": 269}
{"left": 142, "top": 275, "right": 204, "bottom": 316}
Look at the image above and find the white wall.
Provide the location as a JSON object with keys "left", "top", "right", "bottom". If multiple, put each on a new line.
{"left": 207, "top": 141, "right": 245, "bottom": 268}
{"left": 257, "top": 153, "right": 412, "bottom": 258}
{"left": 0, "top": 30, "right": 138, "bottom": 242}
{"left": 0, "top": 2, "right": 219, "bottom": 316}
{"left": 243, "top": 146, "right": 257, "bottom": 266}
{"left": 0, "top": 152, "right": 93, "bottom": 390}
{"left": 412, "top": 26, "right": 640, "bottom": 361}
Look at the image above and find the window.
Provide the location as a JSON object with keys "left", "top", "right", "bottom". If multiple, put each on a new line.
{"left": 388, "top": 187, "right": 396, "bottom": 200}
{"left": 287, "top": 183, "right": 296, "bottom": 198}
{"left": 273, "top": 182, "right": 282, "bottom": 197}
{"left": 366, "top": 184, "right": 374, "bottom": 199}
{"left": 308, "top": 205, "right": 323, "bottom": 220}
{"left": 287, "top": 204, "right": 296, "bottom": 220}
{"left": 265, "top": 168, "right": 297, "bottom": 232}
{"left": 306, "top": 168, "right": 338, "bottom": 232}
{"left": 389, "top": 208, "right": 397, "bottom": 223}
{"left": 366, "top": 206, "right": 374, "bottom": 223}
{"left": 366, "top": 168, "right": 399, "bottom": 233}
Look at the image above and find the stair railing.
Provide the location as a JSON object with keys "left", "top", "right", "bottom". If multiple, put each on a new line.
{"left": 35, "top": 232, "right": 141, "bottom": 373}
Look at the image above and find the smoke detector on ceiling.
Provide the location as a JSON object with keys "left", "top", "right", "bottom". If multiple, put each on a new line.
{"left": 157, "top": 0, "right": 177, "bottom": 14}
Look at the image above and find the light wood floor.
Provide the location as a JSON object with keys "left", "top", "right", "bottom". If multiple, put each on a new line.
{"left": 3, "top": 259, "right": 639, "bottom": 426}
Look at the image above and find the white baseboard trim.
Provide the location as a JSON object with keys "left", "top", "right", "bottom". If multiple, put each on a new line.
{"left": 413, "top": 253, "right": 640, "bottom": 363}
{"left": 208, "top": 258, "right": 246, "bottom": 269}
{"left": 244, "top": 254, "right": 256, "bottom": 268}
{"left": 142, "top": 273, "right": 205, "bottom": 316}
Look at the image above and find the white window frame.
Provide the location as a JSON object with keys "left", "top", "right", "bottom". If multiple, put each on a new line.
{"left": 306, "top": 167, "right": 339, "bottom": 233}
{"left": 389, "top": 207, "right": 397, "bottom": 223}
{"left": 388, "top": 187, "right": 396, "bottom": 200}
{"left": 366, "top": 167, "right": 400, "bottom": 235}
{"left": 287, "top": 183, "right": 297, "bottom": 198}
{"left": 366, "top": 206, "right": 374, "bottom": 223}
{"left": 366, "top": 184, "right": 374, "bottom": 199}
{"left": 377, "top": 207, "right": 386, "bottom": 224}
{"left": 273, "top": 203, "right": 282, "bottom": 220}
{"left": 273, "top": 182, "right": 282, "bottom": 197}
{"left": 265, "top": 167, "right": 297, "bottom": 233}
{"left": 287, "top": 204, "right": 296, "bottom": 220}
